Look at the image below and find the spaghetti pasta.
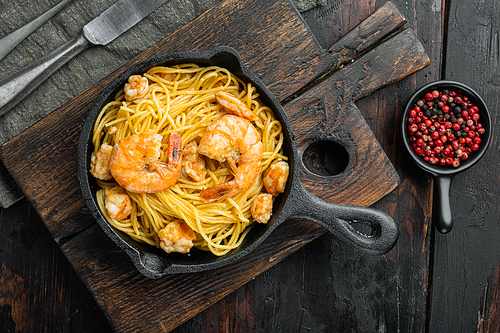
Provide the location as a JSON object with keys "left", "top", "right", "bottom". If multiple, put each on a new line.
{"left": 91, "top": 64, "right": 287, "bottom": 256}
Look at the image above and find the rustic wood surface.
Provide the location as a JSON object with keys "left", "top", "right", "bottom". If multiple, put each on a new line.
{"left": 0, "top": 0, "right": 497, "bottom": 332}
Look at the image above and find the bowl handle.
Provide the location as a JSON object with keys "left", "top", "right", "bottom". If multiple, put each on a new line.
{"left": 432, "top": 174, "right": 454, "bottom": 234}
{"left": 285, "top": 185, "right": 399, "bottom": 254}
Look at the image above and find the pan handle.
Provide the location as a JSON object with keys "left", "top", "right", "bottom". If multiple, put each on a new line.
{"left": 284, "top": 184, "right": 399, "bottom": 254}
{"left": 432, "top": 174, "right": 454, "bottom": 234}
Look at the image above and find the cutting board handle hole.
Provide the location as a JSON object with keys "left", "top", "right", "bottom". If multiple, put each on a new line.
{"left": 302, "top": 140, "right": 349, "bottom": 176}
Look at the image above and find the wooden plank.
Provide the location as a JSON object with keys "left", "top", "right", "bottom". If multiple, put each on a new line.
{"left": 344, "top": 0, "right": 441, "bottom": 330}
{"left": 0, "top": 200, "right": 113, "bottom": 332}
{"left": 287, "top": 28, "right": 428, "bottom": 205}
{"left": 283, "top": 0, "right": 408, "bottom": 101}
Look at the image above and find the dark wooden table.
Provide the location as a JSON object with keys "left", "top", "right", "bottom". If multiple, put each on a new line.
{"left": 1, "top": 0, "right": 499, "bottom": 332}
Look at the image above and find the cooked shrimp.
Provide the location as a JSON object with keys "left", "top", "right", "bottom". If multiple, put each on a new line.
{"left": 109, "top": 132, "right": 183, "bottom": 193}
{"left": 124, "top": 75, "right": 149, "bottom": 103}
{"left": 158, "top": 219, "right": 196, "bottom": 253}
{"left": 215, "top": 91, "right": 259, "bottom": 122}
{"left": 181, "top": 140, "right": 206, "bottom": 182}
{"left": 263, "top": 158, "right": 289, "bottom": 196}
{"left": 251, "top": 193, "right": 273, "bottom": 223}
{"left": 198, "top": 115, "right": 263, "bottom": 202}
{"left": 90, "top": 143, "right": 113, "bottom": 180}
{"left": 104, "top": 186, "right": 132, "bottom": 220}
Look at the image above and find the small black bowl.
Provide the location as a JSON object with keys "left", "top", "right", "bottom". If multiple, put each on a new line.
{"left": 401, "top": 80, "right": 492, "bottom": 233}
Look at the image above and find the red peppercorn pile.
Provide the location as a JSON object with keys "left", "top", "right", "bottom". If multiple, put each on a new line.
{"left": 407, "top": 89, "right": 486, "bottom": 167}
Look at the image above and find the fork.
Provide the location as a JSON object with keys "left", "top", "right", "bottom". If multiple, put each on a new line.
{"left": 0, "top": 0, "right": 72, "bottom": 61}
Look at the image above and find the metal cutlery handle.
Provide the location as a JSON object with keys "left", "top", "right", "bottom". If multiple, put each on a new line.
{"left": 0, "top": 0, "right": 72, "bottom": 61}
{"left": 0, "top": 33, "right": 90, "bottom": 117}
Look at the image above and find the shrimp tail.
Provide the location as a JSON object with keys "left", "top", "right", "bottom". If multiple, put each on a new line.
{"left": 200, "top": 180, "right": 242, "bottom": 202}
{"left": 154, "top": 133, "right": 183, "bottom": 186}
{"left": 167, "top": 133, "right": 183, "bottom": 167}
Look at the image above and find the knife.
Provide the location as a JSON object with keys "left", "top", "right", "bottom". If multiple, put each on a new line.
{"left": 0, "top": 0, "right": 169, "bottom": 117}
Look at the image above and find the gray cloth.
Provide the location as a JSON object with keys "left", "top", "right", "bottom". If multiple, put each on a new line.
{"left": 0, "top": 0, "right": 322, "bottom": 208}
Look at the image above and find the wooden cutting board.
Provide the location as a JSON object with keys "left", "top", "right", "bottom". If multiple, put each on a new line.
{"left": 0, "top": 0, "right": 429, "bottom": 331}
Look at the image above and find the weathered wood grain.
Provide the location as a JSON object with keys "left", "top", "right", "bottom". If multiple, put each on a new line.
{"left": 279, "top": 0, "right": 408, "bottom": 101}
{"left": 0, "top": 200, "right": 113, "bottom": 332}
{"left": 287, "top": 28, "right": 428, "bottom": 205}
{"left": 348, "top": 0, "right": 442, "bottom": 330}
{"left": 61, "top": 18, "right": 426, "bottom": 332}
